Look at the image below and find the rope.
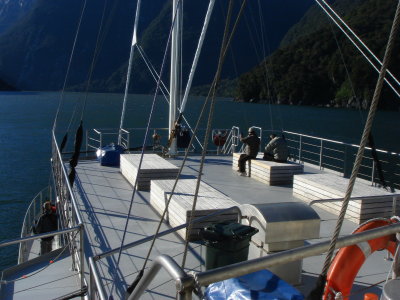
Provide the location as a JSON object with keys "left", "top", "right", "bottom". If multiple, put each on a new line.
{"left": 181, "top": 0, "right": 248, "bottom": 270}
{"left": 110, "top": 1, "right": 182, "bottom": 297}
{"left": 53, "top": 0, "right": 88, "bottom": 132}
{"left": 308, "top": 1, "right": 400, "bottom": 298}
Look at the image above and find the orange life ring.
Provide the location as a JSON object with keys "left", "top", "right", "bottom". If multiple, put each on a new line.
{"left": 324, "top": 218, "right": 398, "bottom": 300}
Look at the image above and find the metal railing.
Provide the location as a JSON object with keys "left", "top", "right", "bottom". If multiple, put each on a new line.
{"left": 86, "top": 128, "right": 130, "bottom": 153}
{"left": 51, "top": 131, "right": 86, "bottom": 292}
{"left": 18, "top": 186, "right": 53, "bottom": 263}
{"left": 282, "top": 130, "right": 400, "bottom": 189}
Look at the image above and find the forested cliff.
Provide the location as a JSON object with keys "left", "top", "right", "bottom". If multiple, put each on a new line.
{"left": 236, "top": 0, "right": 400, "bottom": 110}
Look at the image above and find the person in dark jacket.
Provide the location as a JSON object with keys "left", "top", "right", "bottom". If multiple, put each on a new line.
{"left": 263, "top": 134, "right": 288, "bottom": 162}
{"left": 33, "top": 201, "right": 58, "bottom": 255}
{"left": 238, "top": 127, "right": 260, "bottom": 176}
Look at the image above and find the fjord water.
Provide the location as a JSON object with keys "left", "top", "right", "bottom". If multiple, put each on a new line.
{"left": 1, "top": 91, "right": 399, "bottom": 270}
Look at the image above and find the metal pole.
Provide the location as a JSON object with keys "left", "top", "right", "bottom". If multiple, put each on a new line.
{"left": 319, "top": 140, "right": 323, "bottom": 169}
{"left": 79, "top": 224, "right": 85, "bottom": 297}
{"left": 169, "top": 0, "right": 182, "bottom": 156}
{"left": 0, "top": 226, "right": 80, "bottom": 248}
{"left": 343, "top": 145, "right": 347, "bottom": 176}
{"left": 89, "top": 257, "right": 107, "bottom": 300}
{"left": 127, "top": 255, "right": 192, "bottom": 300}
{"left": 371, "top": 159, "right": 376, "bottom": 185}
{"left": 298, "top": 135, "right": 302, "bottom": 162}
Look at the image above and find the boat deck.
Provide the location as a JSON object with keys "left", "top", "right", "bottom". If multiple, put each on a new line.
{"left": 74, "top": 154, "right": 393, "bottom": 299}
{"left": 0, "top": 250, "right": 80, "bottom": 300}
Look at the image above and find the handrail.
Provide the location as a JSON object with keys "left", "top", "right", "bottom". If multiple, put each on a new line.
{"left": 0, "top": 226, "right": 80, "bottom": 248}
{"left": 89, "top": 257, "right": 107, "bottom": 300}
{"left": 52, "top": 131, "right": 84, "bottom": 225}
{"left": 127, "top": 255, "right": 193, "bottom": 300}
{"left": 283, "top": 130, "right": 400, "bottom": 156}
{"left": 309, "top": 194, "right": 400, "bottom": 206}
{"left": 194, "top": 222, "right": 400, "bottom": 286}
{"left": 95, "top": 206, "right": 241, "bottom": 260}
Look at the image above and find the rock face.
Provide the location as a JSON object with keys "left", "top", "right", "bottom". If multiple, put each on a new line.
{"left": 0, "top": 0, "right": 313, "bottom": 92}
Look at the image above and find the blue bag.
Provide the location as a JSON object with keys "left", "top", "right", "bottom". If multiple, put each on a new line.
{"left": 96, "top": 143, "right": 125, "bottom": 166}
{"left": 204, "top": 269, "right": 304, "bottom": 300}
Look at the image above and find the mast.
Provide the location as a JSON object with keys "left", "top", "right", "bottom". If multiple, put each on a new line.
{"left": 169, "top": 0, "right": 182, "bottom": 155}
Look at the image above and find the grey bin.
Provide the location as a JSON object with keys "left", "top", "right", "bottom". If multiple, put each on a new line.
{"left": 240, "top": 202, "right": 320, "bottom": 285}
{"left": 201, "top": 222, "right": 258, "bottom": 270}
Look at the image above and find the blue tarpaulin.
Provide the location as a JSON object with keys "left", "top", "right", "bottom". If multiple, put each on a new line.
{"left": 204, "top": 269, "right": 304, "bottom": 300}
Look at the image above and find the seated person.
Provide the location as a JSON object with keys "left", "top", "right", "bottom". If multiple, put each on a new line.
{"left": 263, "top": 134, "right": 288, "bottom": 162}
{"left": 238, "top": 127, "right": 260, "bottom": 176}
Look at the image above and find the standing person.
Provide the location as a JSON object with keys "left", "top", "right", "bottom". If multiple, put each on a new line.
{"left": 237, "top": 127, "right": 260, "bottom": 176}
{"left": 263, "top": 134, "right": 288, "bottom": 162}
{"left": 33, "top": 201, "right": 58, "bottom": 255}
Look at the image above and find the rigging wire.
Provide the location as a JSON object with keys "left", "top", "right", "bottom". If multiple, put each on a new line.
{"left": 135, "top": 44, "right": 204, "bottom": 150}
{"left": 52, "top": 0, "right": 88, "bottom": 133}
{"left": 256, "top": 0, "right": 274, "bottom": 133}
{"left": 80, "top": 0, "right": 109, "bottom": 121}
{"left": 118, "top": 0, "right": 142, "bottom": 145}
{"left": 314, "top": 0, "right": 400, "bottom": 99}
{"left": 307, "top": 1, "right": 400, "bottom": 298}
{"left": 109, "top": 2, "right": 182, "bottom": 297}
{"left": 181, "top": 0, "right": 248, "bottom": 270}
{"left": 319, "top": 0, "right": 400, "bottom": 91}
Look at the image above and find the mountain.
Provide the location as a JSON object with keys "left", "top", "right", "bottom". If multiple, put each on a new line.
{"left": 236, "top": 0, "right": 400, "bottom": 110}
{"left": 0, "top": 0, "right": 36, "bottom": 35}
{"left": 0, "top": 0, "right": 313, "bottom": 92}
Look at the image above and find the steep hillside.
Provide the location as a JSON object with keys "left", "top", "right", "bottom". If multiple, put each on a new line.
{"left": 0, "top": 0, "right": 167, "bottom": 91}
{"left": 0, "top": 0, "right": 312, "bottom": 92}
{"left": 237, "top": 0, "right": 400, "bottom": 110}
{"left": 0, "top": 0, "right": 36, "bottom": 35}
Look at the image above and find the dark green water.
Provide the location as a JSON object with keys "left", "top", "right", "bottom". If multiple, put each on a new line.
{"left": 0, "top": 91, "right": 399, "bottom": 270}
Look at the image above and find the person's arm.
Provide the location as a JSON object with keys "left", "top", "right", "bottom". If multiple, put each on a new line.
{"left": 240, "top": 135, "right": 249, "bottom": 143}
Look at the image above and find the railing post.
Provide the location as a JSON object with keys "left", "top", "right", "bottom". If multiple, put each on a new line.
{"left": 371, "top": 160, "right": 376, "bottom": 185}
{"left": 80, "top": 224, "right": 85, "bottom": 297}
{"left": 343, "top": 145, "right": 347, "bottom": 177}
{"left": 319, "top": 140, "right": 323, "bottom": 169}
{"left": 298, "top": 135, "right": 302, "bottom": 163}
